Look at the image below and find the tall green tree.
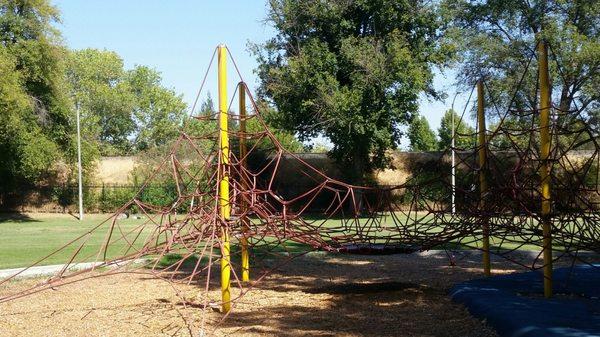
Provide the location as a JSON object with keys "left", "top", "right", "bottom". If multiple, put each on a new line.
{"left": 408, "top": 114, "right": 438, "bottom": 151}
{"left": 66, "top": 48, "right": 188, "bottom": 155}
{"left": 438, "top": 109, "right": 475, "bottom": 150}
{"left": 184, "top": 94, "right": 218, "bottom": 152}
{"left": 444, "top": 0, "right": 600, "bottom": 119}
{"left": 128, "top": 65, "right": 187, "bottom": 151}
{"left": 252, "top": 0, "right": 452, "bottom": 182}
{"left": 66, "top": 49, "right": 135, "bottom": 155}
{"left": 199, "top": 92, "right": 215, "bottom": 117}
{"left": 246, "top": 100, "right": 306, "bottom": 153}
{"left": 0, "top": 0, "right": 72, "bottom": 188}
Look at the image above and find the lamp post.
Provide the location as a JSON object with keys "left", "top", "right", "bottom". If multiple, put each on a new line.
{"left": 76, "top": 102, "right": 84, "bottom": 221}
{"left": 450, "top": 91, "right": 461, "bottom": 215}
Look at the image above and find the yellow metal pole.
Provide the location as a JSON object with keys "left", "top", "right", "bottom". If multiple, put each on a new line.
{"left": 538, "top": 39, "right": 553, "bottom": 298}
{"left": 477, "top": 80, "right": 491, "bottom": 277}
{"left": 218, "top": 45, "right": 231, "bottom": 313}
{"left": 239, "top": 82, "right": 250, "bottom": 282}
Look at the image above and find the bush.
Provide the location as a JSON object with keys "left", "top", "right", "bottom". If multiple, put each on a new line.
{"left": 98, "top": 185, "right": 137, "bottom": 213}
{"left": 138, "top": 183, "right": 179, "bottom": 209}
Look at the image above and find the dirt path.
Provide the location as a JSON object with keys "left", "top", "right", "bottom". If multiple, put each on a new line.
{"left": 0, "top": 251, "right": 526, "bottom": 337}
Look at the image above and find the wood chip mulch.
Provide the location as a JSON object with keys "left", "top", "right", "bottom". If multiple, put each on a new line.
{"left": 1, "top": 250, "right": 559, "bottom": 337}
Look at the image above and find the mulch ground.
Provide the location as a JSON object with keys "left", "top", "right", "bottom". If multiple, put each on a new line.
{"left": 0, "top": 250, "right": 564, "bottom": 337}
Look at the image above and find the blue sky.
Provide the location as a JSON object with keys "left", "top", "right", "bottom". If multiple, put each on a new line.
{"left": 54, "top": 0, "right": 472, "bottom": 148}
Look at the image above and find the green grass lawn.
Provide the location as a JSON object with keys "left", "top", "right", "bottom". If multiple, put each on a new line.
{"left": 0, "top": 212, "right": 552, "bottom": 270}
{"left": 0, "top": 213, "right": 148, "bottom": 269}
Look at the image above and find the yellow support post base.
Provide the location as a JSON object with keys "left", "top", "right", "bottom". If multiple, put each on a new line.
{"left": 542, "top": 221, "right": 553, "bottom": 298}
{"left": 220, "top": 230, "right": 231, "bottom": 313}
{"left": 241, "top": 237, "right": 250, "bottom": 282}
{"left": 482, "top": 225, "right": 491, "bottom": 276}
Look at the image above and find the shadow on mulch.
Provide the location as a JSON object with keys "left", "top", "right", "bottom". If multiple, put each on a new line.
{"left": 210, "top": 252, "right": 503, "bottom": 337}
{"left": 305, "top": 281, "right": 422, "bottom": 294}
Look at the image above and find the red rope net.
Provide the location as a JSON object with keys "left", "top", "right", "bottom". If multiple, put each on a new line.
{"left": 1, "top": 45, "right": 599, "bottom": 334}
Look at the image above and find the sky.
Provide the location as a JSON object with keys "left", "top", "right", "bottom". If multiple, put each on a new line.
{"left": 54, "top": 0, "right": 472, "bottom": 149}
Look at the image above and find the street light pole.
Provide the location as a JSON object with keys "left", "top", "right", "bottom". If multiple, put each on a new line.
{"left": 76, "top": 103, "right": 84, "bottom": 221}
{"left": 451, "top": 106, "right": 455, "bottom": 214}
{"left": 450, "top": 91, "right": 461, "bottom": 215}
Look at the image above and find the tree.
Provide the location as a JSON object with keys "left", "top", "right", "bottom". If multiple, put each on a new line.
{"left": 438, "top": 109, "right": 475, "bottom": 150}
{"left": 66, "top": 49, "right": 135, "bottom": 155}
{"left": 185, "top": 94, "right": 305, "bottom": 153}
{"left": 444, "top": 0, "right": 600, "bottom": 120}
{"left": 184, "top": 94, "right": 218, "bottom": 152}
{"left": 408, "top": 114, "right": 438, "bottom": 151}
{"left": 127, "top": 66, "right": 187, "bottom": 151}
{"left": 252, "top": 0, "right": 452, "bottom": 183}
{"left": 0, "top": 0, "right": 72, "bottom": 188}
{"left": 246, "top": 100, "right": 305, "bottom": 153}
{"left": 309, "top": 141, "right": 332, "bottom": 154}
{"left": 199, "top": 92, "right": 215, "bottom": 116}
{"left": 66, "top": 48, "right": 188, "bottom": 155}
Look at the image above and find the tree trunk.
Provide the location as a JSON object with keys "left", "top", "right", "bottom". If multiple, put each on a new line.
{"left": 559, "top": 84, "right": 573, "bottom": 113}
{"left": 350, "top": 149, "right": 366, "bottom": 215}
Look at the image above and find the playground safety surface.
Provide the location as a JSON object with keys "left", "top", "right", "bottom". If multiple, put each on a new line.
{"left": 452, "top": 264, "right": 600, "bottom": 337}
{"left": 1, "top": 250, "right": 595, "bottom": 337}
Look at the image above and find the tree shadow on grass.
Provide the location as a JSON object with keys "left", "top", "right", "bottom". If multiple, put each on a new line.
{"left": 0, "top": 212, "right": 39, "bottom": 224}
